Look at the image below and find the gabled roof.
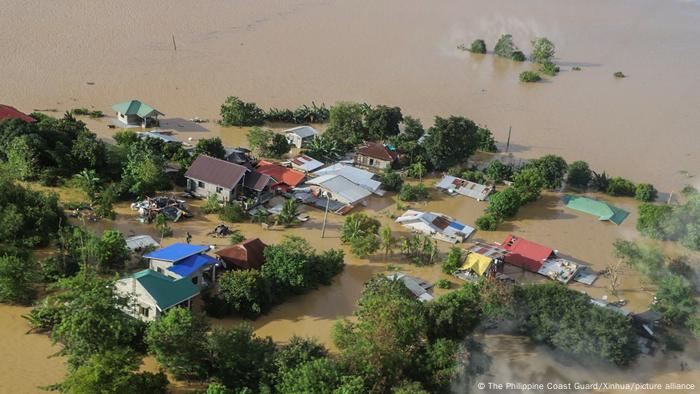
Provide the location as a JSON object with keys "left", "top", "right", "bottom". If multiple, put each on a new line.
{"left": 132, "top": 269, "right": 199, "bottom": 310}
{"left": 501, "top": 235, "right": 555, "bottom": 272}
{"left": 436, "top": 175, "right": 493, "bottom": 201}
{"left": 243, "top": 171, "right": 273, "bottom": 192}
{"left": 112, "top": 100, "right": 163, "bottom": 118}
{"left": 395, "top": 210, "right": 475, "bottom": 242}
{"left": 356, "top": 142, "right": 397, "bottom": 161}
{"left": 185, "top": 155, "right": 249, "bottom": 189}
{"left": 306, "top": 174, "right": 372, "bottom": 204}
{"left": 290, "top": 155, "right": 324, "bottom": 172}
{"left": 461, "top": 252, "right": 493, "bottom": 276}
{"left": 125, "top": 235, "right": 160, "bottom": 251}
{"left": 0, "top": 104, "right": 35, "bottom": 123}
{"left": 256, "top": 160, "right": 305, "bottom": 187}
{"left": 215, "top": 238, "right": 267, "bottom": 269}
{"left": 144, "top": 243, "right": 209, "bottom": 263}
{"left": 285, "top": 125, "right": 318, "bottom": 138}
{"left": 313, "top": 163, "right": 383, "bottom": 195}
{"left": 167, "top": 253, "right": 218, "bottom": 277}
{"left": 562, "top": 195, "right": 629, "bottom": 225}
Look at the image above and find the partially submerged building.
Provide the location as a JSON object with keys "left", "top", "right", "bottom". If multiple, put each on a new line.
{"left": 137, "top": 130, "right": 181, "bottom": 144}
{"left": 395, "top": 210, "right": 474, "bottom": 244}
{"left": 215, "top": 238, "right": 267, "bottom": 270}
{"left": 144, "top": 243, "right": 218, "bottom": 289}
{"left": 306, "top": 174, "right": 372, "bottom": 206}
{"left": 313, "top": 163, "right": 385, "bottom": 195}
{"left": 354, "top": 142, "right": 398, "bottom": 171}
{"left": 387, "top": 272, "right": 434, "bottom": 302}
{"left": 125, "top": 235, "right": 160, "bottom": 252}
{"left": 224, "top": 147, "right": 256, "bottom": 168}
{"left": 289, "top": 155, "right": 324, "bottom": 173}
{"left": 115, "top": 269, "right": 200, "bottom": 322}
{"left": 185, "top": 155, "right": 272, "bottom": 205}
{"left": 0, "top": 104, "right": 36, "bottom": 123}
{"left": 435, "top": 175, "right": 493, "bottom": 201}
{"left": 562, "top": 195, "right": 629, "bottom": 225}
{"left": 500, "top": 235, "right": 583, "bottom": 284}
{"left": 112, "top": 100, "right": 163, "bottom": 128}
{"left": 256, "top": 160, "right": 306, "bottom": 193}
{"left": 453, "top": 242, "right": 508, "bottom": 282}
{"left": 284, "top": 126, "right": 318, "bottom": 148}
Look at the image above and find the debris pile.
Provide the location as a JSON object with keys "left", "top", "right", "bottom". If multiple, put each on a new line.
{"left": 131, "top": 196, "right": 191, "bottom": 223}
{"left": 208, "top": 223, "right": 231, "bottom": 238}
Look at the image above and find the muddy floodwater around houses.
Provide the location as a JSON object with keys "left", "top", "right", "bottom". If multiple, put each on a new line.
{"left": 2, "top": 0, "right": 700, "bottom": 392}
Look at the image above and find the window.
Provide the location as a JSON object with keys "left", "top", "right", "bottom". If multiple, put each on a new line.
{"left": 369, "top": 158, "right": 375, "bottom": 166}
{"left": 139, "top": 306, "right": 150, "bottom": 317}
{"left": 216, "top": 187, "right": 223, "bottom": 193}
{"left": 192, "top": 276, "right": 198, "bottom": 285}
{"left": 198, "top": 181, "right": 204, "bottom": 188}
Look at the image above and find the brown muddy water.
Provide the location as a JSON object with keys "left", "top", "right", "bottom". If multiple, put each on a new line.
{"left": 2, "top": 0, "right": 700, "bottom": 392}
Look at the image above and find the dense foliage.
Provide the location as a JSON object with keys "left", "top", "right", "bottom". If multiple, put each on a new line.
{"left": 398, "top": 183, "right": 430, "bottom": 202}
{"left": 494, "top": 34, "right": 517, "bottom": 59}
{"left": 247, "top": 127, "right": 290, "bottom": 158}
{"left": 422, "top": 116, "right": 481, "bottom": 170}
{"left": 340, "top": 213, "right": 381, "bottom": 258}
{"left": 469, "top": 39, "right": 487, "bottom": 54}
{"left": 519, "top": 71, "right": 541, "bottom": 82}
{"left": 634, "top": 189, "right": 700, "bottom": 250}
{"left": 218, "top": 269, "right": 273, "bottom": 318}
{"left": 0, "top": 253, "right": 38, "bottom": 304}
{"left": 220, "top": 96, "right": 266, "bottom": 126}
{"left": 486, "top": 188, "right": 522, "bottom": 219}
{"left": 265, "top": 102, "right": 330, "bottom": 124}
{"left": 0, "top": 180, "right": 63, "bottom": 247}
{"left": 380, "top": 168, "right": 404, "bottom": 191}
{"left": 530, "top": 37, "right": 555, "bottom": 64}
{"left": 566, "top": 160, "right": 592, "bottom": 188}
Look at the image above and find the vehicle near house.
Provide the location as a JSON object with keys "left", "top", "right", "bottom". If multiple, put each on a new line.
{"left": 112, "top": 99, "right": 163, "bottom": 128}
{"left": 115, "top": 269, "right": 200, "bottom": 322}
{"left": 396, "top": 209, "right": 474, "bottom": 244}
{"left": 284, "top": 125, "right": 319, "bottom": 148}
{"left": 353, "top": 141, "right": 398, "bottom": 171}
{"left": 144, "top": 243, "right": 219, "bottom": 289}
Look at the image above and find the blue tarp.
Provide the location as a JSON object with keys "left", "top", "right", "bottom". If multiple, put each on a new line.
{"left": 167, "top": 253, "right": 218, "bottom": 278}
{"left": 144, "top": 243, "right": 209, "bottom": 262}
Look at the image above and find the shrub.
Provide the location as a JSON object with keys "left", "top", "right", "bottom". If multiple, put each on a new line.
{"left": 487, "top": 188, "right": 521, "bottom": 218}
{"left": 460, "top": 170, "right": 486, "bottom": 184}
{"left": 572, "top": 66, "right": 581, "bottom": 71}
{"left": 606, "top": 177, "right": 636, "bottom": 196}
{"left": 614, "top": 71, "right": 626, "bottom": 78}
{"left": 511, "top": 51, "right": 526, "bottom": 62}
{"left": 636, "top": 203, "right": 672, "bottom": 239}
{"left": 494, "top": 34, "right": 516, "bottom": 58}
{"left": 475, "top": 127, "right": 498, "bottom": 152}
{"left": 635, "top": 183, "right": 658, "bottom": 202}
{"left": 469, "top": 39, "right": 487, "bottom": 54}
{"left": 530, "top": 37, "right": 555, "bottom": 64}
{"left": 218, "top": 270, "right": 273, "bottom": 318}
{"left": 399, "top": 183, "right": 430, "bottom": 201}
{"left": 519, "top": 71, "right": 540, "bottom": 82}
{"left": 219, "top": 203, "right": 246, "bottom": 223}
{"left": 486, "top": 160, "right": 512, "bottom": 183}
{"left": 435, "top": 279, "right": 451, "bottom": 289}
{"left": 566, "top": 160, "right": 592, "bottom": 188}
{"left": 381, "top": 169, "right": 404, "bottom": 192}
{"left": 540, "top": 61, "right": 559, "bottom": 76}
{"left": 475, "top": 214, "right": 499, "bottom": 231}
{"left": 0, "top": 254, "right": 37, "bottom": 304}
{"left": 202, "top": 195, "right": 221, "bottom": 214}
{"left": 441, "top": 247, "right": 464, "bottom": 274}
{"left": 220, "top": 96, "right": 265, "bottom": 126}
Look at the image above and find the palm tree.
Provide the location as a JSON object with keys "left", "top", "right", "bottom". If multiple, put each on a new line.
{"left": 251, "top": 208, "right": 269, "bottom": 224}
{"left": 411, "top": 162, "right": 426, "bottom": 183}
{"left": 74, "top": 169, "right": 101, "bottom": 203}
{"left": 379, "top": 226, "right": 395, "bottom": 260}
{"left": 277, "top": 199, "right": 299, "bottom": 225}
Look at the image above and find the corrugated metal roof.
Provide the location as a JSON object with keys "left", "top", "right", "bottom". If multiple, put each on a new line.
{"left": 395, "top": 210, "right": 475, "bottom": 242}
{"left": 290, "top": 155, "right": 324, "bottom": 172}
{"left": 131, "top": 269, "right": 199, "bottom": 310}
{"left": 167, "top": 253, "right": 217, "bottom": 277}
{"left": 562, "top": 195, "right": 628, "bottom": 225}
{"left": 313, "top": 164, "right": 383, "bottom": 195}
{"left": 436, "top": 175, "right": 493, "bottom": 201}
{"left": 256, "top": 160, "right": 306, "bottom": 187}
{"left": 307, "top": 174, "right": 372, "bottom": 204}
{"left": 144, "top": 243, "right": 209, "bottom": 262}
{"left": 285, "top": 125, "right": 318, "bottom": 138}
{"left": 501, "top": 235, "right": 554, "bottom": 273}
{"left": 185, "top": 155, "right": 249, "bottom": 189}
{"left": 111, "top": 100, "right": 163, "bottom": 118}
{"left": 125, "top": 235, "right": 159, "bottom": 251}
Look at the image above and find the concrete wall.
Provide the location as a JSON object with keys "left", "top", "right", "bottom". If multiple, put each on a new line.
{"left": 115, "top": 278, "right": 161, "bottom": 322}
{"left": 186, "top": 178, "right": 235, "bottom": 202}
{"left": 354, "top": 154, "right": 390, "bottom": 170}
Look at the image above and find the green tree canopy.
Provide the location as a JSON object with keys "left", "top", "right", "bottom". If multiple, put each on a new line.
{"left": 340, "top": 213, "right": 381, "bottom": 258}
{"left": 469, "top": 39, "right": 487, "bottom": 54}
{"left": 0, "top": 179, "right": 63, "bottom": 247}
{"left": 530, "top": 155, "right": 567, "bottom": 189}
{"left": 494, "top": 34, "right": 517, "bottom": 58}
{"left": 486, "top": 160, "right": 512, "bottom": 183}
{"left": 512, "top": 167, "right": 545, "bottom": 203}
{"left": 530, "top": 37, "right": 556, "bottom": 64}
{"left": 95, "top": 230, "right": 129, "bottom": 273}
{"left": 0, "top": 253, "right": 37, "bottom": 304}
{"left": 365, "top": 105, "right": 403, "bottom": 141}
{"left": 218, "top": 269, "right": 273, "bottom": 318}
{"left": 220, "top": 96, "right": 266, "bottom": 126}
{"left": 566, "top": 160, "right": 592, "bottom": 188}
{"left": 325, "top": 102, "right": 368, "bottom": 149}
{"left": 193, "top": 137, "right": 227, "bottom": 160}
{"left": 486, "top": 188, "right": 522, "bottom": 219}
{"left": 423, "top": 116, "right": 480, "bottom": 170}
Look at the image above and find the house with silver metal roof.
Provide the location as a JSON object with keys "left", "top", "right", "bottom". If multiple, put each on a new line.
{"left": 313, "top": 163, "right": 385, "bottom": 195}
{"left": 435, "top": 175, "right": 493, "bottom": 201}
{"left": 396, "top": 209, "right": 474, "bottom": 244}
{"left": 284, "top": 126, "right": 318, "bottom": 148}
{"left": 306, "top": 174, "right": 372, "bottom": 206}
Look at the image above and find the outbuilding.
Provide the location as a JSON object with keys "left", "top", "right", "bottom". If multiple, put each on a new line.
{"left": 284, "top": 126, "right": 318, "bottom": 148}
{"left": 112, "top": 100, "right": 163, "bottom": 128}
{"left": 353, "top": 142, "right": 397, "bottom": 171}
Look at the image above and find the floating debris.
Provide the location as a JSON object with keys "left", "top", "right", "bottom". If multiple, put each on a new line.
{"left": 131, "top": 196, "right": 191, "bottom": 223}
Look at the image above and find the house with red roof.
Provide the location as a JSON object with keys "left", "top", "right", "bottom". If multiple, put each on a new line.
{"left": 500, "top": 235, "right": 555, "bottom": 273}
{"left": 0, "top": 104, "right": 36, "bottom": 123}
{"left": 353, "top": 142, "right": 398, "bottom": 171}
{"left": 215, "top": 238, "right": 267, "bottom": 270}
{"left": 256, "top": 160, "right": 306, "bottom": 192}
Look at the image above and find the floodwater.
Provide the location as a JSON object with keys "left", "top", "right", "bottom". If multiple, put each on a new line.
{"left": 2, "top": 0, "right": 700, "bottom": 392}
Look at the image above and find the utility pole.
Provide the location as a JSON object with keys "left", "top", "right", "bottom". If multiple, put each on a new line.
{"left": 505, "top": 126, "right": 512, "bottom": 153}
{"left": 172, "top": 34, "right": 177, "bottom": 51}
{"left": 321, "top": 192, "right": 331, "bottom": 238}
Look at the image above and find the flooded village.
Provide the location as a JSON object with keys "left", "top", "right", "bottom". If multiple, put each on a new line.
{"left": 2, "top": 0, "right": 700, "bottom": 393}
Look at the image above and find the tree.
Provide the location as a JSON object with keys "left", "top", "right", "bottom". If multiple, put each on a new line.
{"left": 636, "top": 203, "right": 672, "bottom": 239}
{"left": 274, "top": 336, "right": 328, "bottom": 377}
{"left": 469, "top": 39, "right": 486, "bottom": 54}
{"left": 340, "top": 213, "right": 381, "bottom": 258}
{"left": 540, "top": 61, "right": 559, "bottom": 76}
{"left": 379, "top": 226, "right": 396, "bottom": 260}
{"left": 530, "top": 37, "right": 555, "bottom": 64}
{"left": 398, "top": 183, "right": 429, "bottom": 202}
{"left": 277, "top": 198, "right": 299, "bottom": 226}
{"left": 74, "top": 169, "right": 102, "bottom": 203}
{"left": 365, "top": 105, "right": 403, "bottom": 141}
{"left": 113, "top": 130, "right": 139, "bottom": 146}
{"left": 653, "top": 275, "right": 697, "bottom": 325}
{"left": 120, "top": 143, "right": 170, "bottom": 197}
{"left": 486, "top": 160, "right": 512, "bottom": 183}
{"left": 399, "top": 235, "right": 438, "bottom": 266}
{"left": 247, "top": 127, "right": 290, "bottom": 158}
{"left": 423, "top": 116, "right": 480, "bottom": 170}
{"left": 207, "top": 325, "right": 277, "bottom": 391}
{"left": 512, "top": 167, "right": 544, "bottom": 203}
{"left": 591, "top": 171, "right": 610, "bottom": 192}
{"left": 511, "top": 51, "right": 526, "bottom": 61}
{"left": 218, "top": 269, "right": 273, "bottom": 318}
{"left": 0, "top": 254, "right": 37, "bottom": 304}
{"left": 303, "top": 134, "right": 345, "bottom": 162}
{"left": 531, "top": 155, "right": 568, "bottom": 189}
{"left": 95, "top": 230, "right": 129, "bottom": 272}
{"left": 635, "top": 183, "right": 658, "bottom": 202}
{"left": 261, "top": 236, "right": 316, "bottom": 296}
{"left": 193, "top": 137, "right": 226, "bottom": 160}
{"left": 475, "top": 127, "right": 497, "bottom": 152}
{"left": 0, "top": 179, "right": 63, "bottom": 247}
{"left": 145, "top": 308, "right": 211, "bottom": 380}
{"left": 494, "top": 34, "right": 516, "bottom": 58}
{"left": 57, "top": 348, "right": 168, "bottom": 394}
{"left": 324, "top": 102, "right": 368, "bottom": 149}
{"left": 406, "top": 162, "right": 426, "bottom": 181}
{"left": 566, "top": 161, "right": 592, "bottom": 188}
{"left": 153, "top": 213, "right": 173, "bottom": 237}
{"left": 277, "top": 357, "right": 355, "bottom": 394}
{"left": 94, "top": 184, "right": 119, "bottom": 220}
{"left": 402, "top": 116, "right": 425, "bottom": 141}
{"left": 441, "top": 247, "right": 464, "bottom": 274}
{"left": 519, "top": 71, "right": 540, "bottom": 82}
{"left": 310, "top": 249, "right": 345, "bottom": 286}
{"left": 606, "top": 177, "right": 636, "bottom": 196}
{"left": 475, "top": 214, "right": 499, "bottom": 230}
{"left": 50, "top": 272, "right": 144, "bottom": 369}
{"left": 5, "top": 135, "right": 38, "bottom": 180}
{"left": 425, "top": 285, "right": 482, "bottom": 342}
{"left": 220, "top": 96, "right": 265, "bottom": 126}
{"left": 486, "top": 188, "right": 522, "bottom": 219}
{"left": 613, "top": 240, "right": 665, "bottom": 284}
{"left": 380, "top": 168, "right": 404, "bottom": 192}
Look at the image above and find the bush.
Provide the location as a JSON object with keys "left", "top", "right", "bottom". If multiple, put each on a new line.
{"left": 475, "top": 214, "right": 499, "bottom": 231}
{"left": 0, "top": 254, "right": 37, "bottom": 304}
{"left": 219, "top": 203, "right": 247, "bottom": 223}
{"left": 469, "top": 39, "right": 487, "bottom": 54}
{"left": 435, "top": 279, "right": 451, "bottom": 289}
{"left": 399, "top": 183, "right": 430, "bottom": 201}
{"left": 441, "top": 247, "right": 464, "bottom": 274}
{"left": 653, "top": 275, "right": 697, "bottom": 325}
{"left": 425, "top": 284, "right": 482, "bottom": 341}
{"left": 486, "top": 160, "right": 512, "bottom": 183}
{"left": 475, "top": 127, "right": 497, "bottom": 152}
{"left": 381, "top": 169, "right": 404, "bottom": 192}
{"left": 511, "top": 51, "right": 526, "bottom": 62}
{"left": 220, "top": 96, "right": 265, "bottom": 126}
{"left": 460, "top": 170, "right": 486, "bottom": 184}
{"left": 636, "top": 203, "right": 672, "bottom": 239}
{"left": 218, "top": 270, "right": 273, "bottom": 318}
{"left": 487, "top": 188, "right": 522, "bottom": 219}
{"left": 202, "top": 195, "right": 221, "bottom": 214}
{"left": 540, "top": 61, "right": 559, "bottom": 76}
{"left": 494, "top": 34, "right": 516, "bottom": 58}
{"left": 606, "top": 177, "right": 636, "bottom": 196}
{"left": 635, "top": 183, "right": 658, "bottom": 202}
{"left": 566, "top": 160, "right": 592, "bottom": 188}
{"left": 614, "top": 71, "right": 626, "bottom": 78}
{"left": 519, "top": 71, "right": 540, "bottom": 82}
{"left": 530, "top": 37, "right": 555, "bottom": 64}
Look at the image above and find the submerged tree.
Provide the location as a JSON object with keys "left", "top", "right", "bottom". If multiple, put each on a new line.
{"left": 530, "top": 37, "right": 555, "bottom": 64}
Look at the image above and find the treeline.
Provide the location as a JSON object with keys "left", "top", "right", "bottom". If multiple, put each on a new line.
{"left": 636, "top": 186, "right": 700, "bottom": 251}
{"left": 206, "top": 236, "right": 345, "bottom": 319}
{"left": 474, "top": 157, "right": 658, "bottom": 230}
{"left": 220, "top": 97, "right": 330, "bottom": 127}
{"left": 462, "top": 35, "right": 560, "bottom": 81}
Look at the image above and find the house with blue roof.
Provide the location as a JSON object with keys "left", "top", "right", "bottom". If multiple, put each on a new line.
{"left": 115, "top": 269, "right": 200, "bottom": 322}
{"left": 144, "top": 243, "right": 218, "bottom": 289}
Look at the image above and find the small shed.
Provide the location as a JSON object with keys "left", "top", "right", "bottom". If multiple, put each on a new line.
{"left": 112, "top": 100, "right": 163, "bottom": 128}
{"left": 387, "top": 272, "right": 434, "bottom": 302}
{"left": 562, "top": 195, "right": 629, "bottom": 225}
{"left": 284, "top": 126, "right": 318, "bottom": 148}
{"left": 125, "top": 235, "right": 160, "bottom": 252}
{"left": 289, "top": 155, "right": 324, "bottom": 172}
{"left": 215, "top": 238, "right": 267, "bottom": 270}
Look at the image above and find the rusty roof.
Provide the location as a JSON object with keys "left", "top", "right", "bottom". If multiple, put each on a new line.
{"left": 215, "top": 238, "right": 267, "bottom": 269}
{"left": 356, "top": 142, "right": 397, "bottom": 161}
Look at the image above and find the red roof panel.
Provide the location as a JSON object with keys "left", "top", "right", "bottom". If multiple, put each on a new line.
{"left": 501, "top": 235, "right": 554, "bottom": 273}
{"left": 0, "top": 104, "right": 36, "bottom": 123}
{"left": 256, "top": 160, "right": 305, "bottom": 187}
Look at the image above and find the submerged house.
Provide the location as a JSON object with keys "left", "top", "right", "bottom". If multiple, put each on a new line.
{"left": 125, "top": 235, "right": 160, "bottom": 252}
{"left": 313, "top": 163, "right": 385, "bottom": 195}
{"left": 115, "top": 269, "right": 200, "bottom": 322}
{"left": 395, "top": 210, "right": 474, "bottom": 244}
{"left": 285, "top": 126, "right": 318, "bottom": 148}
{"left": 144, "top": 243, "right": 218, "bottom": 289}
{"left": 289, "top": 155, "right": 324, "bottom": 173}
{"left": 215, "top": 238, "right": 267, "bottom": 270}
{"left": 453, "top": 242, "right": 509, "bottom": 282}
{"left": 500, "top": 235, "right": 582, "bottom": 284}
{"left": 185, "top": 155, "right": 272, "bottom": 205}
{"left": 435, "top": 175, "right": 493, "bottom": 201}
{"left": 562, "top": 195, "right": 629, "bottom": 225}
{"left": 387, "top": 272, "right": 434, "bottom": 302}
{"left": 306, "top": 174, "right": 372, "bottom": 206}
{"left": 224, "top": 147, "right": 255, "bottom": 168}
{"left": 0, "top": 104, "right": 36, "bottom": 123}
{"left": 353, "top": 142, "right": 398, "bottom": 171}
{"left": 112, "top": 100, "right": 163, "bottom": 128}
{"left": 256, "top": 160, "right": 306, "bottom": 193}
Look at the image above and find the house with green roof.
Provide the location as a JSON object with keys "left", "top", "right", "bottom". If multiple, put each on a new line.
{"left": 562, "top": 195, "right": 629, "bottom": 225}
{"left": 115, "top": 269, "right": 200, "bottom": 322}
{"left": 112, "top": 99, "right": 163, "bottom": 128}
